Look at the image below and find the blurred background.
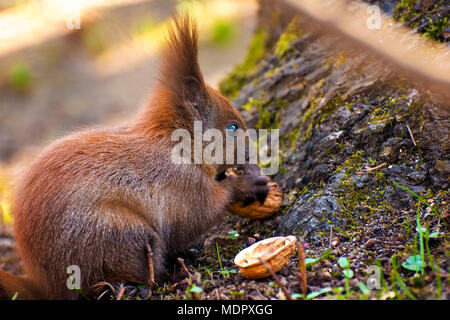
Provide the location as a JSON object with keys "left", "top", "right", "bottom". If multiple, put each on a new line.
{"left": 0, "top": 0, "right": 257, "bottom": 226}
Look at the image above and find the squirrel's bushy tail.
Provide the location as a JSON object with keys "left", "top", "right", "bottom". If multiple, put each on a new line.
{"left": 0, "top": 270, "right": 42, "bottom": 300}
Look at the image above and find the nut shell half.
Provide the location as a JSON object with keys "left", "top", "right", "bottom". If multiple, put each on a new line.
{"left": 234, "top": 236, "right": 296, "bottom": 279}
{"left": 229, "top": 182, "right": 283, "bottom": 219}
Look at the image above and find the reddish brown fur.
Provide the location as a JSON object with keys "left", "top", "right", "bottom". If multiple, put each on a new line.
{"left": 0, "top": 15, "right": 269, "bottom": 299}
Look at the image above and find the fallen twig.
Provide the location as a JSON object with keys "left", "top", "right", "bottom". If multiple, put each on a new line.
{"left": 214, "top": 289, "right": 220, "bottom": 300}
{"left": 357, "top": 162, "right": 387, "bottom": 175}
{"left": 116, "top": 286, "right": 126, "bottom": 301}
{"left": 297, "top": 243, "right": 307, "bottom": 299}
{"left": 258, "top": 257, "right": 292, "bottom": 300}
{"left": 406, "top": 124, "right": 417, "bottom": 146}
{"left": 92, "top": 281, "right": 116, "bottom": 300}
{"left": 145, "top": 243, "right": 156, "bottom": 288}
{"left": 177, "top": 257, "right": 193, "bottom": 281}
{"left": 385, "top": 245, "right": 406, "bottom": 249}
{"left": 169, "top": 278, "right": 189, "bottom": 290}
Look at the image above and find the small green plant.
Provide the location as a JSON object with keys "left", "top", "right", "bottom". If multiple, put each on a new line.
{"left": 220, "top": 268, "right": 237, "bottom": 277}
{"left": 291, "top": 292, "right": 302, "bottom": 300}
{"left": 304, "top": 257, "right": 319, "bottom": 268}
{"left": 338, "top": 257, "right": 354, "bottom": 298}
{"left": 357, "top": 282, "right": 370, "bottom": 298}
{"left": 305, "top": 249, "right": 331, "bottom": 269}
{"left": 401, "top": 255, "right": 425, "bottom": 272}
{"left": 8, "top": 63, "right": 33, "bottom": 92}
{"left": 305, "top": 287, "right": 332, "bottom": 300}
{"left": 393, "top": 180, "right": 444, "bottom": 299}
{"left": 228, "top": 290, "right": 244, "bottom": 299}
{"left": 392, "top": 180, "right": 440, "bottom": 217}
{"left": 216, "top": 243, "right": 237, "bottom": 279}
{"left": 186, "top": 284, "right": 203, "bottom": 300}
{"left": 228, "top": 230, "right": 239, "bottom": 240}
{"left": 391, "top": 256, "right": 416, "bottom": 300}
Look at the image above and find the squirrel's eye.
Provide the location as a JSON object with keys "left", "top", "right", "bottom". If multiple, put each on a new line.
{"left": 227, "top": 124, "right": 238, "bottom": 131}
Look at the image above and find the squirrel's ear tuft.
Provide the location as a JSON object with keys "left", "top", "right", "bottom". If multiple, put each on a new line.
{"left": 158, "top": 14, "right": 206, "bottom": 109}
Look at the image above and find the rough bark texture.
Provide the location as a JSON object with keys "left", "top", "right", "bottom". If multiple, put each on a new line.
{"left": 220, "top": 0, "right": 449, "bottom": 241}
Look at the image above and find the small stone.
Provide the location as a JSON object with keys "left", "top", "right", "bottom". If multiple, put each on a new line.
{"left": 407, "top": 170, "right": 426, "bottom": 184}
{"left": 274, "top": 216, "right": 282, "bottom": 226}
{"left": 331, "top": 265, "right": 340, "bottom": 274}
{"left": 394, "top": 234, "right": 405, "bottom": 241}
{"left": 323, "top": 260, "right": 332, "bottom": 267}
{"left": 444, "top": 27, "right": 450, "bottom": 40}
{"left": 363, "top": 238, "right": 377, "bottom": 249}
{"left": 331, "top": 237, "right": 340, "bottom": 247}
{"left": 349, "top": 279, "right": 358, "bottom": 288}
{"left": 247, "top": 237, "right": 256, "bottom": 246}
{"left": 318, "top": 271, "right": 331, "bottom": 282}
{"left": 435, "top": 160, "right": 450, "bottom": 174}
{"left": 379, "top": 137, "right": 403, "bottom": 162}
{"left": 203, "top": 236, "right": 218, "bottom": 249}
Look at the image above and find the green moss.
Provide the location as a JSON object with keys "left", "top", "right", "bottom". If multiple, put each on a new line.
{"left": 275, "top": 97, "right": 288, "bottom": 109}
{"left": 252, "top": 96, "right": 286, "bottom": 130}
{"left": 274, "top": 16, "right": 304, "bottom": 58}
{"left": 241, "top": 96, "right": 262, "bottom": 112}
{"left": 310, "top": 190, "right": 324, "bottom": 201}
{"left": 424, "top": 17, "right": 449, "bottom": 41}
{"left": 394, "top": 0, "right": 420, "bottom": 24}
{"left": 319, "top": 95, "right": 343, "bottom": 123}
{"left": 256, "top": 103, "right": 281, "bottom": 130}
{"left": 274, "top": 32, "right": 298, "bottom": 58}
{"left": 334, "top": 53, "right": 346, "bottom": 69}
{"left": 393, "top": 0, "right": 449, "bottom": 41}
{"left": 265, "top": 67, "right": 280, "bottom": 78}
{"left": 278, "top": 160, "right": 287, "bottom": 177}
{"left": 282, "top": 128, "right": 301, "bottom": 150}
{"left": 323, "top": 52, "right": 346, "bottom": 70}
{"left": 297, "top": 87, "right": 345, "bottom": 140}
{"left": 368, "top": 107, "right": 392, "bottom": 125}
{"left": 301, "top": 91, "right": 323, "bottom": 124}
{"left": 303, "top": 122, "right": 314, "bottom": 140}
{"left": 219, "top": 30, "right": 268, "bottom": 100}
{"left": 300, "top": 95, "right": 321, "bottom": 140}
{"left": 240, "top": 94, "right": 278, "bottom": 129}
{"left": 336, "top": 150, "right": 365, "bottom": 178}
{"left": 336, "top": 168, "right": 390, "bottom": 231}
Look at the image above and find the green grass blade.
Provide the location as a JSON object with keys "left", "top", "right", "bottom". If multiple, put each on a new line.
{"left": 391, "top": 180, "right": 440, "bottom": 217}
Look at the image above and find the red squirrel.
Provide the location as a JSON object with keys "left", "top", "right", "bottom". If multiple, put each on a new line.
{"left": 0, "top": 15, "right": 269, "bottom": 299}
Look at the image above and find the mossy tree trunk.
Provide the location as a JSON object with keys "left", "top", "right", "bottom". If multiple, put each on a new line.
{"left": 220, "top": 0, "right": 448, "bottom": 259}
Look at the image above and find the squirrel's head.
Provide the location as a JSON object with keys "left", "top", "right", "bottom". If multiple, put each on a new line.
{"left": 154, "top": 15, "right": 260, "bottom": 177}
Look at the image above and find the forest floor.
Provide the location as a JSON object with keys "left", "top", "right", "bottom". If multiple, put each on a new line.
{"left": 83, "top": 195, "right": 449, "bottom": 301}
